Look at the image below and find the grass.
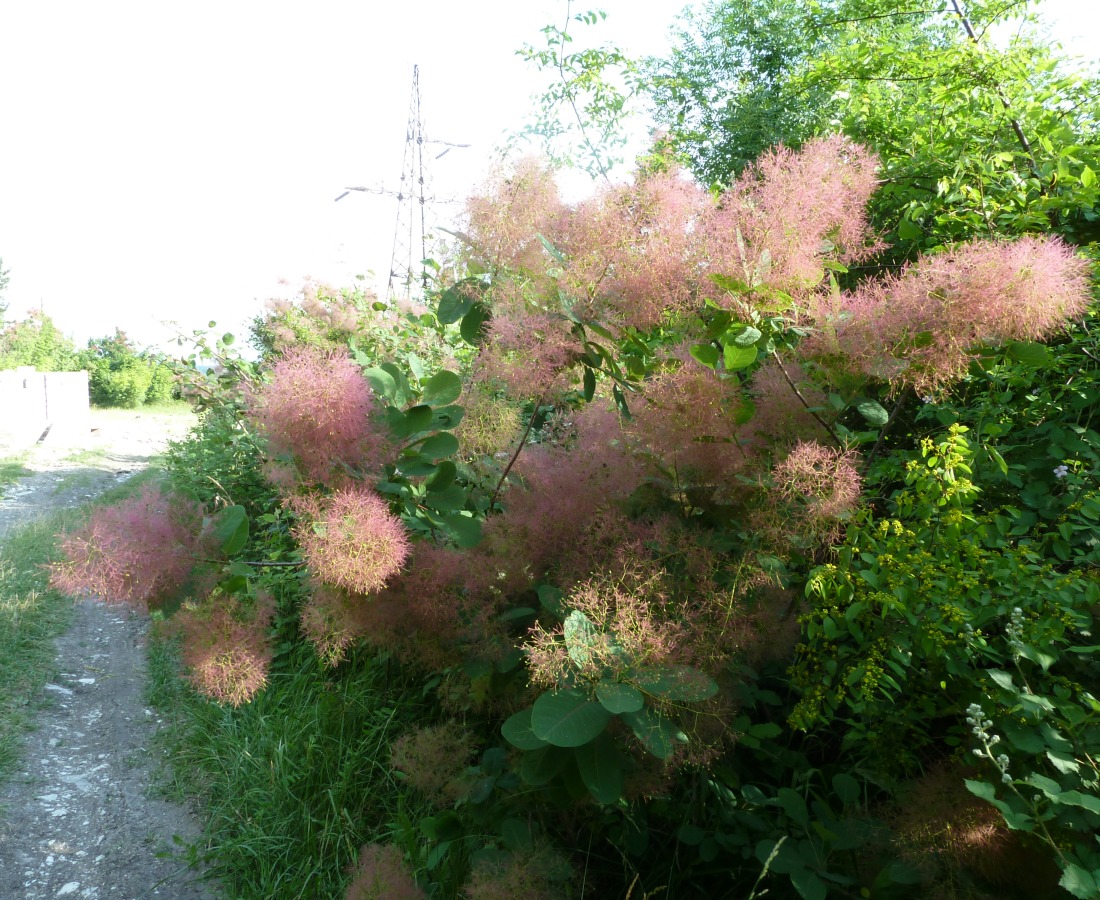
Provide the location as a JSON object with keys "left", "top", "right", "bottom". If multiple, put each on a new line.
{"left": 146, "top": 637, "right": 433, "bottom": 899}
{"left": 0, "top": 471, "right": 163, "bottom": 784}
{"left": 91, "top": 400, "right": 196, "bottom": 418}
{"left": 61, "top": 448, "right": 111, "bottom": 467}
{"left": 0, "top": 454, "right": 32, "bottom": 496}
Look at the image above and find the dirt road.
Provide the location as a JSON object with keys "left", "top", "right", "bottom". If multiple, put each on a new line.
{"left": 0, "top": 408, "right": 219, "bottom": 899}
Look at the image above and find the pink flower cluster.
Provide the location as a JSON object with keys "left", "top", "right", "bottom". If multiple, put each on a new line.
{"left": 295, "top": 486, "right": 411, "bottom": 595}
{"left": 177, "top": 592, "right": 275, "bottom": 706}
{"left": 49, "top": 485, "right": 203, "bottom": 609}
{"left": 815, "top": 236, "right": 1093, "bottom": 392}
{"left": 345, "top": 844, "right": 425, "bottom": 900}
{"left": 461, "top": 139, "right": 880, "bottom": 402}
{"left": 248, "top": 346, "right": 391, "bottom": 487}
{"left": 772, "top": 441, "right": 862, "bottom": 523}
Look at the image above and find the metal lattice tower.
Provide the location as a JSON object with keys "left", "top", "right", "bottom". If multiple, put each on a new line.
{"left": 335, "top": 66, "right": 467, "bottom": 301}
{"left": 387, "top": 65, "right": 428, "bottom": 300}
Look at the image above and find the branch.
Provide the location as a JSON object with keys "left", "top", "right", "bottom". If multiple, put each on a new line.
{"left": 949, "top": 0, "right": 1043, "bottom": 183}
{"left": 490, "top": 395, "right": 544, "bottom": 508}
{"left": 771, "top": 352, "right": 842, "bottom": 446}
{"left": 554, "top": 0, "right": 614, "bottom": 185}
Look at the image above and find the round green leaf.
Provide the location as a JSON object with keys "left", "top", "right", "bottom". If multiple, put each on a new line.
{"left": 530, "top": 689, "right": 611, "bottom": 748}
{"left": 418, "top": 432, "right": 460, "bottom": 460}
{"left": 426, "top": 460, "right": 457, "bottom": 491}
{"left": 723, "top": 343, "right": 758, "bottom": 371}
{"left": 728, "top": 324, "right": 762, "bottom": 347}
{"left": 620, "top": 707, "right": 682, "bottom": 760}
{"left": 595, "top": 681, "right": 644, "bottom": 714}
{"left": 564, "top": 610, "right": 599, "bottom": 668}
{"left": 459, "top": 303, "right": 490, "bottom": 345}
{"left": 436, "top": 279, "right": 478, "bottom": 324}
{"left": 855, "top": 399, "right": 890, "bottom": 427}
{"left": 690, "top": 343, "right": 720, "bottom": 369}
{"left": 211, "top": 505, "right": 249, "bottom": 556}
{"left": 633, "top": 665, "right": 719, "bottom": 702}
{"left": 576, "top": 734, "right": 624, "bottom": 804}
{"left": 421, "top": 370, "right": 462, "bottom": 407}
{"left": 502, "top": 709, "right": 549, "bottom": 750}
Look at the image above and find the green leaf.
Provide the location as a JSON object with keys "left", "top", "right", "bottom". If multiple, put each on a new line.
{"left": 583, "top": 366, "right": 596, "bottom": 402}
{"left": 777, "top": 787, "right": 809, "bottom": 828}
{"left": 379, "top": 363, "right": 411, "bottom": 407}
{"left": 564, "top": 610, "right": 600, "bottom": 667}
{"left": 430, "top": 404, "right": 465, "bottom": 431}
{"left": 421, "top": 811, "right": 463, "bottom": 842}
{"left": 575, "top": 734, "right": 624, "bottom": 804}
{"left": 1081, "top": 165, "right": 1096, "bottom": 189}
{"left": 459, "top": 303, "right": 490, "bottom": 345}
{"left": 595, "top": 681, "right": 644, "bottom": 714}
{"left": 832, "top": 773, "right": 861, "bottom": 807}
{"left": 897, "top": 217, "right": 922, "bottom": 241}
{"left": 690, "top": 343, "right": 720, "bottom": 369}
{"left": 790, "top": 869, "right": 828, "bottom": 900}
{"left": 362, "top": 366, "right": 398, "bottom": 403}
{"left": 986, "top": 445, "right": 1009, "bottom": 476}
{"left": 396, "top": 454, "right": 437, "bottom": 477}
{"left": 502, "top": 709, "right": 550, "bottom": 750}
{"left": 855, "top": 399, "right": 890, "bottom": 426}
{"left": 723, "top": 342, "right": 758, "bottom": 371}
{"left": 633, "top": 665, "right": 719, "bottom": 702}
{"left": 423, "top": 484, "right": 467, "bottom": 511}
{"left": 394, "top": 405, "right": 434, "bottom": 439}
{"left": 1059, "top": 864, "right": 1098, "bottom": 899}
{"left": 537, "top": 583, "right": 566, "bottom": 617}
{"left": 227, "top": 560, "right": 255, "bottom": 578}
{"left": 538, "top": 233, "right": 567, "bottom": 264}
{"left": 530, "top": 689, "right": 612, "bottom": 747}
{"left": 1006, "top": 341, "right": 1051, "bottom": 366}
{"left": 620, "top": 707, "right": 682, "bottom": 759}
{"left": 728, "top": 325, "right": 762, "bottom": 347}
{"left": 426, "top": 460, "right": 457, "bottom": 491}
{"left": 439, "top": 512, "right": 482, "bottom": 548}
{"left": 500, "top": 818, "right": 534, "bottom": 852}
{"left": 436, "top": 279, "right": 478, "bottom": 324}
{"left": 418, "top": 432, "right": 460, "bottom": 460}
{"left": 519, "top": 745, "right": 570, "bottom": 786}
{"left": 211, "top": 505, "right": 249, "bottom": 556}
{"left": 1056, "top": 790, "right": 1100, "bottom": 815}
{"left": 421, "top": 370, "right": 462, "bottom": 407}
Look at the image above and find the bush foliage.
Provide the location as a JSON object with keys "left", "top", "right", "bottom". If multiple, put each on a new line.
{"left": 49, "top": 131, "right": 1100, "bottom": 900}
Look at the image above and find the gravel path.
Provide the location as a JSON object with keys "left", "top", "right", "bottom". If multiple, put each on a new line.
{"left": 0, "top": 409, "right": 218, "bottom": 899}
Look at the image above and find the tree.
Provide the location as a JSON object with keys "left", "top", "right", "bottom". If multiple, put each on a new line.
{"left": 0, "top": 256, "right": 9, "bottom": 320}
{"left": 0, "top": 309, "right": 79, "bottom": 371}
{"left": 644, "top": 0, "right": 1100, "bottom": 258}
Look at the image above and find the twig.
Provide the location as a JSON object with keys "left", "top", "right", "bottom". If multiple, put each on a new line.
{"left": 490, "top": 395, "right": 544, "bottom": 508}
{"left": 772, "top": 352, "right": 842, "bottom": 445}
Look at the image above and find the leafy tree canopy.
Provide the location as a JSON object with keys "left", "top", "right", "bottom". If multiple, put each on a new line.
{"left": 644, "top": 0, "right": 1100, "bottom": 257}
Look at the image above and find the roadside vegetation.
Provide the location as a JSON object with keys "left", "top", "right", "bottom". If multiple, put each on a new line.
{"left": 23, "top": 1, "right": 1100, "bottom": 898}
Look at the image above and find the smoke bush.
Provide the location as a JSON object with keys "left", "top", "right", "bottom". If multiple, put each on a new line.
{"left": 813, "top": 235, "right": 1093, "bottom": 392}
{"left": 345, "top": 844, "right": 425, "bottom": 900}
{"left": 177, "top": 591, "right": 275, "bottom": 706}
{"left": 248, "top": 345, "right": 391, "bottom": 486}
{"left": 295, "top": 485, "right": 411, "bottom": 595}
{"left": 50, "top": 484, "right": 203, "bottom": 609}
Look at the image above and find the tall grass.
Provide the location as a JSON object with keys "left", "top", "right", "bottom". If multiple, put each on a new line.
{"left": 146, "top": 636, "right": 434, "bottom": 899}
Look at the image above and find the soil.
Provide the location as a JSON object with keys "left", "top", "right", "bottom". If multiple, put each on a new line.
{"left": 0, "top": 409, "right": 219, "bottom": 899}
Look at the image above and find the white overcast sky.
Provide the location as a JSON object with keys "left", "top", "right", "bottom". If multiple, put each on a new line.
{"left": 0, "top": 0, "right": 1096, "bottom": 351}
